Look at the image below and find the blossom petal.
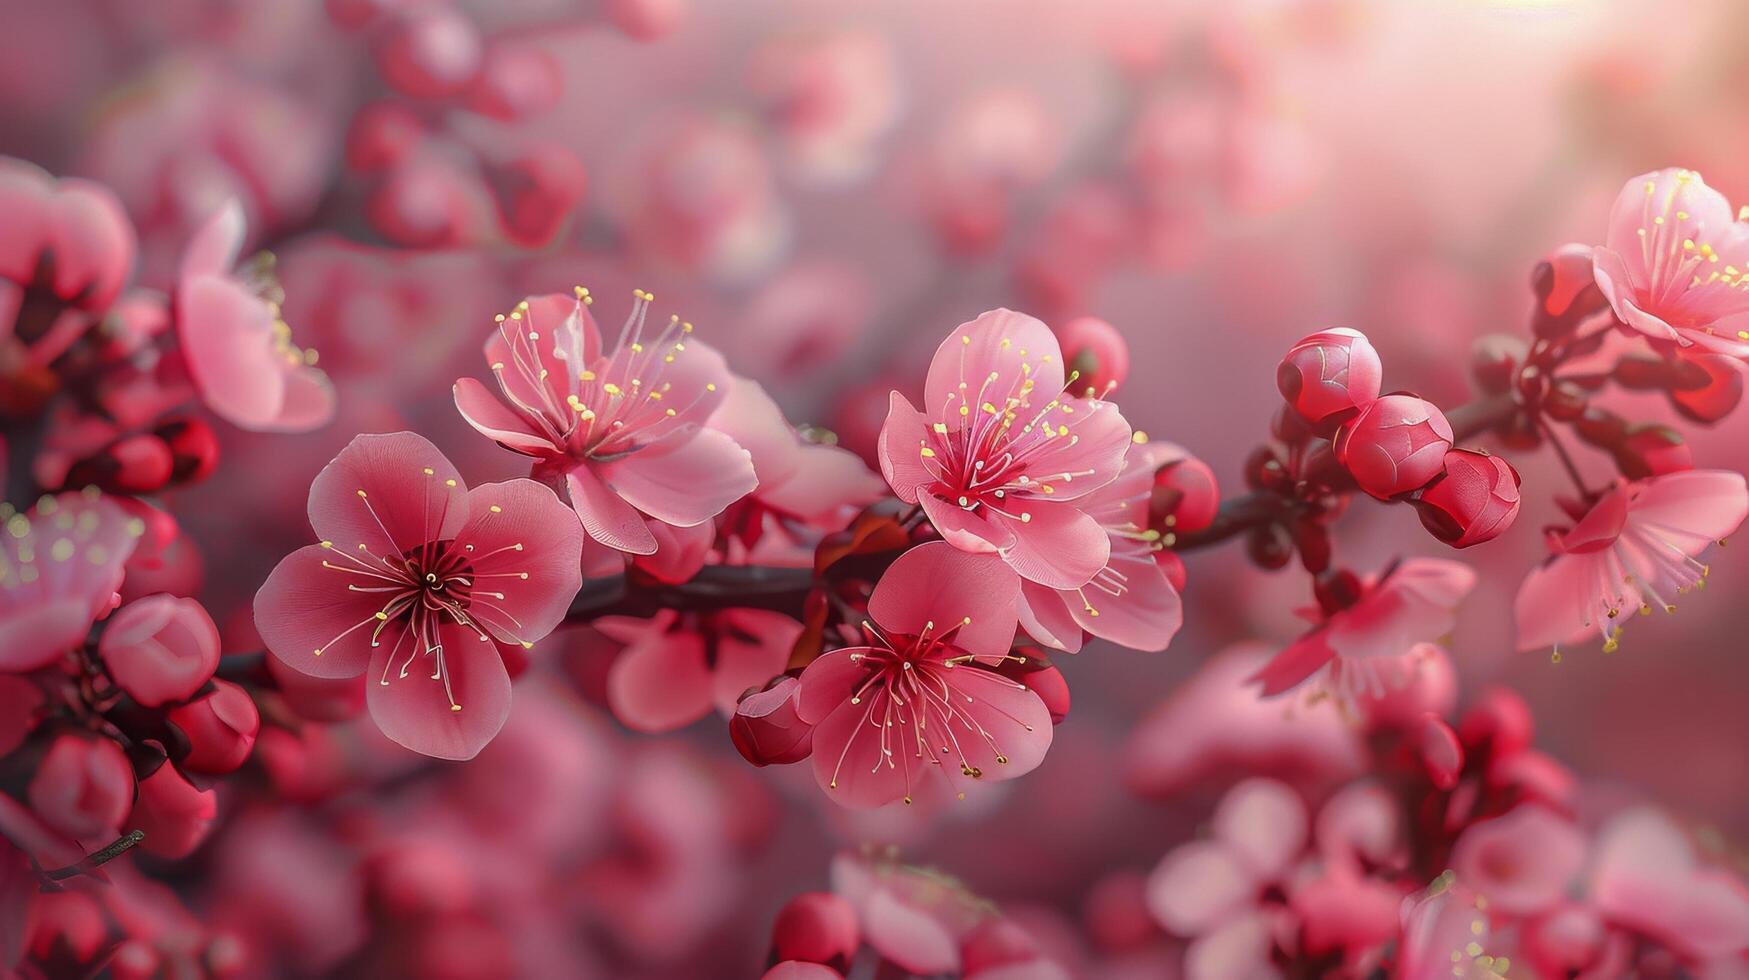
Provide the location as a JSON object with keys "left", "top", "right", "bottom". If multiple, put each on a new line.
{"left": 453, "top": 377, "right": 555, "bottom": 456}
{"left": 307, "top": 432, "right": 468, "bottom": 557}
{"left": 1628, "top": 469, "right": 1748, "bottom": 549}
{"left": 1072, "top": 555, "right": 1182, "bottom": 652}
{"left": 607, "top": 629, "right": 714, "bottom": 733}
{"left": 180, "top": 199, "right": 244, "bottom": 281}
{"left": 564, "top": 465, "right": 658, "bottom": 556}
{"left": 177, "top": 275, "right": 288, "bottom": 430}
{"left": 1018, "top": 580, "right": 1085, "bottom": 654}
{"left": 453, "top": 479, "right": 584, "bottom": 646}
{"left": 919, "top": 492, "right": 1013, "bottom": 554}
{"left": 877, "top": 392, "right": 933, "bottom": 503}
{"left": 366, "top": 623, "right": 510, "bottom": 760}
{"left": 868, "top": 542, "right": 1020, "bottom": 661}
{"left": 600, "top": 428, "right": 756, "bottom": 528}
{"left": 253, "top": 544, "right": 386, "bottom": 679}
{"left": 710, "top": 610, "right": 801, "bottom": 713}
{"left": 924, "top": 309, "right": 1065, "bottom": 424}
{"left": 999, "top": 504, "right": 1110, "bottom": 590}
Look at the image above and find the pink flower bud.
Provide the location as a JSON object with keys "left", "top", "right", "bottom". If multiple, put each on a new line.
{"left": 345, "top": 101, "right": 426, "bottom": 174}
{"left": 468, "top": 42, "right": 562, "bottom": 121}
{"left": 131, "top": 764, "right": 216, "bottom": 859}
{"left": 1277, "top": 327, "right": 1382, "bottom": 426}
{"left": 1416, "top": 713, "right": 1463, "bottom": 791}
{"left": 1056, "top": 316, "right": 1129, "bottom": 396}
{"left": 1334, "top": 394, "right": 1453, "bottom": 499}
{"left": 27, "top": 735, "right": 133, "bottom": 840}
{"left": 1614, "top": 425, "right": 1691, "bottom": 480}
{"left": 1019, "top": 664, "right": 1070, "bottom": 725}
{"left": 730, "top": 675, "right": 813, "bottom": 767}
{"left": 65, "top": 434, "right": 173, "bottom": 495}
{"left": 1536, "top": 244, "right": 1599, "bottom": 319}
{"left": 1668, "top": 352, "right": 1744, "bottom": 424}
{"left": 1414, "top": 449, "right": 1521, "bottom": 548}
{"left": 155, "top": 417, "right": 220, "bottom": 484}
{"left": 376, "top": 8, "right": 483, "bottom": 100}
{"left": 0, "top": 675, "right": 43, "bottom": 757}
{"left": 1458, "top": 686, "right": 1534, "bottom": 759}
{"left": 769, "top": 891, "right": 859, "bottom": 971}
{"left": 1149, "top": 454, "right": 1219, "bottom": 534}
{"left": 168, "top": 680, "right": 260, "bottom": 774}
{"left": 98, "top": 595, "right": 220, "bottom": 708}
{"left": 486, "top": 144, "right": 587, "bottom": 249}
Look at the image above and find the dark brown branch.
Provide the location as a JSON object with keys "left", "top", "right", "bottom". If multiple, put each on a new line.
{"left": 42, "top": 830, "right": 144, "bottom": 882}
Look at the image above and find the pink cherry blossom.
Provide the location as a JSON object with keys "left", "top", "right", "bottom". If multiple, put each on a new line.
{"left": 1591, "top": 168, "right": 1749, "bottom": 356}
{"left": 1016, "top": 440, "right": 1183, "bottom": 653}
{"left": 0, "top": 157, "right": 135, "bottom": 311}
{"left": 830, "top": 850, "right": 998, "bottom": 975}
{"left": 1448, "top": 805, "right": 1586, "bottom": 916}
{"left": 1250, "top": 558, "right": 1476, "bottom": 701}
{"left": 1514, "top": 470, "right": 1748, "bottom": 655}
{"left": 879, "top": 309, "right": 1133, "bottom": 590}
{"left": 1589, "top": 806, "right": 1749, "bottom": 964}
{"left": 604, "top": 608, "right": 800, "bottom": 734}
{"left": 175, "top": 200, "right": 335, "bottom": 433}
{"left": 0, "top": 491, "right": 142, "bottom": 673}
{"left": 253, "top": 432, "right": 583, "bottom": 760}
{"left": 454, "top": 290, "right": 757, "bottom": 558}
{"left": 796, "top": 542, "right": 1050, "bottom": 808}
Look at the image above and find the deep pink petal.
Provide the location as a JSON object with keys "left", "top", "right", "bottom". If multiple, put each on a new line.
{"left": 796, "top": 646, "right": 878, "bottom": 725}
{"left": 600, "top": 427, "right": 756, "bottom": 528}
{"left": 1017, "top": 580, "right": 1085, "bottom": 653}
{"left": 177, "top": 275, "right": 288, "bottom": 429}
{"left": 366, "top": 623, "right": 510, "bottom": 760}
{"left": 877, "top": 391, "right": 933, "bottom": 503}
{"left": 924, "top": 309, "right": 1065, "bottom": 424}
{"left": 999, "top": 504, "right": 1110, "bottom": 590}
{"left": 453, "top": 377, "right": 556, "bottom": 456}
{"left": 1072, "top": 554, "right": 1182, "bottom": 652}
{"left": 607, "top": 629, "right": 714, "bottom": 733}
{"left": 253, "top": 544, "right": 384, "bottom": 679}
{"left": 0, "top": 601, "right": 95, "bottom": 672}
{"left": 452, "top": 479, "right": 584, "bottom": 646}
{"left": 1249, "top": 632, "right": 1335, "bottom": 696}
{"left": 565, "top": 465, "right": 658, "bottom": 555}
{"left": 868, "top": 542, "right": 1020, "bottom": 660}
{"left": 633, "top": 520, "right": 714, "bottom": 584}
{"left": 307, "top": 432, "right": 468, "bottom": 557}
{"left": 710, "top": 610, "right": 801, "bottom": 713}
{"left": 919, "top": 492, "right": 1013, "bottom": 554}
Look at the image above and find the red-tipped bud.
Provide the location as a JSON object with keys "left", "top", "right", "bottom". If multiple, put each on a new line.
{"left": 1470, "top": 334, "right": 1525, "bottom": 395}
{"left": 169, "top": 680, "right": 260, "bottom": 775}
{"left": 375, "top": 9, "right": 483, "bottom": 99}
{"left": 27, "top": 735, "right": 133, "bottom": 840}
{"left": 1245, "top": 522, "right": 1293, "bottom": 570}
{"left": 99, "top": 595, "right": 220, "bottom": 707}
{"left": 1277, "top": 327, "right": 1383, "bottom": 427}
{"left": 468, "top": 42, "right": 562, "bottom": 121}
{"left": 730, "top": 675, "right": 813, "bottom": 767}
{"left": 1333, "top": 394, "right": 1453, "bottom": 499}
{"left": 770, "top": 892, "right": 859, "bottom": 972}
{"left": 345, "top": 101, "right": 427, "bottom": 174}
{"left": 1669, "top": 352, "right": 1744, "bottom": 424}
{"left": 1458, "top": 686, "right": 1534, "bottom": 759}
{"left": 65, "top": 433, "right": 174, "bottom": 495}
{"left": 1416, "top": 713, "right": 1464, "bottom": 790}
{"left": 1056, "top": 316, "right": 1129, "bottom": 397}
{"left": 1149, "top": 454, "right": 1219, "bottom": 535}
{"left": 131, "top": 764, "right": 217, "bottom": 859}
{"left": 156, "top": 417, "right": 220, "bottom": 484}
{"left": 1614, "top": 425, "right": 1691, "bottom": 480}
{"left": 1532, "top": 244, "right": 1606, "bottom": 337}
{"left": 1414, "top": 449, "right": 1521, "bottom": 548}
{"left": 487, "top": 144, "right": 587, "bottom": 249}
{"left": 1019, "top": 664, "right": 1070, "bottom": 725}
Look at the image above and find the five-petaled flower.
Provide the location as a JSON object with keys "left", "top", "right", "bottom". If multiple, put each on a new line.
{"left": 454, "top": 289, "right": 757, "bottom": 557}
{"left": 253, "top": 432, "right": 583, "bottom": 760}
{"left": 878, "top": 309, "right": 1133, "bottom": 590}
{"left": 1591, "top": 168, "right": 1749, "bottom": 356}
{"left": 1514, "top": 469, "right": 1748, "bottom": 657}
{"left": 796, "top": 542, "right": 1052, "bottom": 808}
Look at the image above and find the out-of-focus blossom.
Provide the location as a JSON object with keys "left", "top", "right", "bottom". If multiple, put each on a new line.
{"left": 253, "top": 432, "right": 583, "bottom": 759}
{"left": 923, "top": 90, "right": 1058, "bottom": 253}
{"left": 751, "top": 31, "right": 901, "bottom": 184}
{"left": 97, "top": 594, "right": 219, "bottom": 707}
{"left": 27, "top": 734, "right": 133, "bottom": 842}
{"left": 175, "top": 200, "right": 335, "bottom": 432}
{"left": 1334, "top": 394, "right": 1453, "bottom": 500}
{"left": 1250, "top": 558, "right": 1475, "bottom": 701}
{"left": 797, "top": 542, "right": 1049, "bottom": 807}
{"left": 130, "top": 764, "right": 215, "bottom": 859}
{"left": 1591, "top": 168, "right": 1749, "bottom": 356}
{"left": 453, "top": 291, "right": 757, "bottom": 558}
{"left": 0, "top": 158, "right": 134, "bottom": 311}
{"left": 831, "top": 850, "right": 1000, "bottom": 975}
{"left": 736, "top": 262, "right": 872, "bottom": 379}
{"left": 880, "top": 309, "right": 1132, "bottom": 590}
{"left": 1017, "top": 441, "right": 1183, "bottom": 653}
{"left": 770, "top": 891, "right": 859, "bottom": 972}
{"left": 0, "top": 492, "right": 141, "bottom": 672}
{"left": 1448, "top": 805, "right": 1585, "bottom": 917}
{"left": 1588, "top": 806, "right": 1749, "bottom": 964}
{"left": 604, "top": 608, "right": 799, "bottom": 733}
{"left": 1412, "top": 449, "right": 1521, "bottom": 549}
{"left": 1514, "top": 469, "right": 1748, "bottom": 655}
{"left": 1054, "top": 316, "right": 1130, "bottom": 397}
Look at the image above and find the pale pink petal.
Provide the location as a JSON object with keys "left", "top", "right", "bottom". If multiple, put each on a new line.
{"left": 862, "top": 888, "right": 961, "bottom": 975}
{"left": 633, "top": 520, "right": 714, "bottom": 584}
{"left": 999, "top": 504, "right": 1110, "bottom": 590}
{"left": 1591, "top": 806, "right": 1749, "bottom": 960}
{"left": 1017, "top": 580, "right": 1085, "bottom": 654}
{"left": 1449, "top": 805, "right": 1585, "bottom": 916}
{"left": 759, "top": 441, "right": 886, "bottom": 524}
{"left": 1627, "top": 469, "right": 1749, "bottom": 549}
{"left": 1146, "top": 840, "right": 1256, "bottom": 936}
{"left": 452, "top": 479, "right": 584, "bottom": 646}
{"left": 269, "top": 366, "right": 337, "bottom": 433}
{"left": 600, "top": 427, "right": 756, "bottom": 528}
{"left": 565, "top": 465, "right": 658, "bottom": 555}
{"left": 1324, "top": 558, "right": 1473, "bottom": 662}
{"left": 180, "top": 199, "right": 244, "bottom": 281}
{"left": 708, "top": 378, "right": 802, "bottom": 489}
{"left": 877, "top": 391, "right": 933, "bottom": 503}
{"left": 253, "top": 544, "right": 383, "bottom": 679}
{"left": 1514, "top": 555, "right": 1599, "bottom": 652}
{"left": 366, "top": 623, "right": 510, "bottom": 760}
{"left": 1072, "top": 555, "right": 1182, "bottom": 652}
{"left": 1183, "top": 910, "right": 1282, "bottom": 980}
{"left": 607, "top": 629, "right": 714, "bottom": 733}
{"left": 307, "top": 432, "right": 468, "bottom": 557}
{"left": 177, "top": 275, "right": 288, "bottom": 429}
{"left": 1213, "top": 778, "right": 1308, "bottom": 882}
{"left": 0, "top": 601, "right": 96, "bottom": 672}
{"left": 1012, "top": 397, "right": 1131, "bottom": 503}
{"left": 452, "top": 377, "right": 556, "bottom": 456}
{"left": 924, "top": 309, "right": 1065, "bottom": 424}
{"left": 868, "top": 542, "right": 1020, "bottom": 660}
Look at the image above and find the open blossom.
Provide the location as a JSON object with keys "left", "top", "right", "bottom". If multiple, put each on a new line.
{"left": 253, "top": 432, "right": 583, "bottom": 760}
{"left": 796, "top": 542, "right": 1051, "bottom": 807}
{"left": 1250, "top": 558, "right": 1475, "bottom": 701}
{"left": 176, "top": 200, "right": 336, "bottom": 433}
{"left": 0, "top": 492, "right": 142, "bottom": 672}
{"left": 879, "top": 309, "right": 1133, "bottom": 590}
{"left": 1591, "top": 168, "right": 1749, "bottom": 356}
{"left": 1017, "top": 440, "right": 1183, "bottom": 653}
{"left": 1514, "top": 470, "right": 1748, "bottom": 655}
{"left": 453, "top": 290, "right": 757, "bottom": 557}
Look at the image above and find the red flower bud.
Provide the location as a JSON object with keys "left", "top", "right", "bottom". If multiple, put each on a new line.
{"left": 1531, "top": 244, "right": 1606, "bottom": 337}
{"left": 1458, "top": 686, "right": 1534, "bottom": 759}
{"left": 1056, "top": 316, "right": 1129, "bottom": 397}
{"left": 64, "top": 433, "right": 174, "bottom": 495}
{"left": 169, "top": 680, "right": 260, "bottom": 775}
{"left": 99, "top": 595, "right": 221, "bottom": 708}
{"left": 1614, "top": 425, "right": 1691, "bottom": 480}
{"left": 375, "top": 9, "right": 483, "bottom": 100}
{"left": 1020, "top": 664, "right": 1070, "bottom": 725}
{"left": 730, "top": 675, "right": 813, "bottom": 767}
{"left": 345, "top": 101, "right": 426, "bottom": 174}
{"left": 1149, "top": 453, "right": 1219, "bottom": 535}
{"left": 1668, "top": 352, "right": 1744, "bottom": 424}
{"left": 467, "top": 42, "right": 562, "bottom": 121}
{"left": 1416, "top": 713, "right": 1464, "bottom": 790}
{"left": 131, "top": 764, "right": 217, "bottom": 859}
{"left": 1470, "top": 334, "right": 1525, "bottom": 395}
{"left": 487, "top": 144, "right": 588, "bottom": 249}
{"left": 1414, "top": 449, "right": 1521, "bottom": 548}
{"left": 1276, "top": 327, "right": 1382, "bottom": 426}
{"left": 1334, "top": 394, "right": 1453, "bottom": 499}
{"left": 27, "top": 735, "right": 133, "bottom": 840}
{"left": 155, "top": 417, "right": 220, "bottom": 484}
{"left": 770, "top": 892, "right": 859, "bottom": 972}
